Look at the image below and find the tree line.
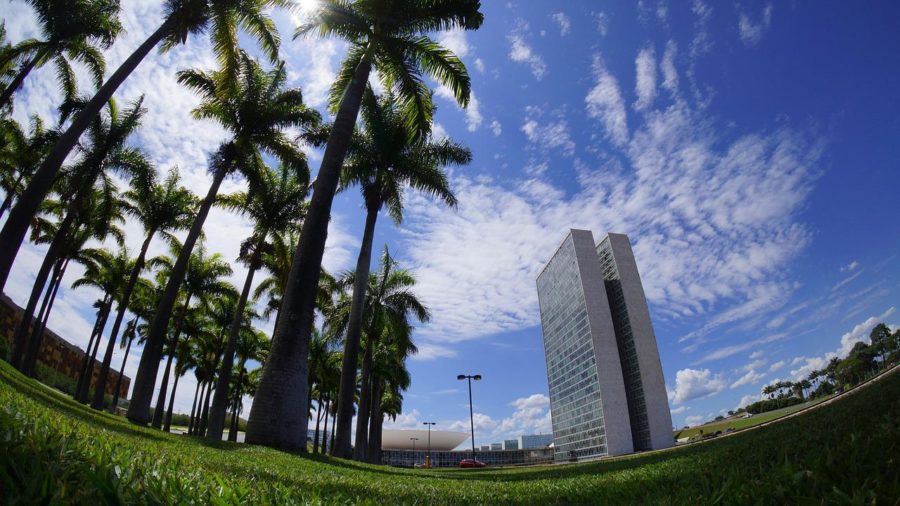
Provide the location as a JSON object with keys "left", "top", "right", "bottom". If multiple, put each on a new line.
{"left": 738, "top": 323, "right": 899, "bottom": 415}
{"left": 0, "top": 0, "right": 484, "bottom": 463}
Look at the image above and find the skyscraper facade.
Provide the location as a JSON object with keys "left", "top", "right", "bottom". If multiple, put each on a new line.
{"left": 536, "top": 230, "right": 672, "bottom": 461}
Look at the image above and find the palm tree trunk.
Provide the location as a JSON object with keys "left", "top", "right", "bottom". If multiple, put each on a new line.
{"left": 198, "top": 380, "right": 215, "bottom": 437}
{"left": 24, "top": 258, "right": 67, "bottom": 376}
{"left": 320, "top": 397, "right": 330, "bottom": 454}
{"left": 344, "top": 206, "right": 380, "bottom": 460}
{"left": 74, "top": 303, "right": 106, "bottom": 397}
{"left": 329, "top": 409, "right": 336, "bottom": 455}
{"left": 367, "top": 381, "right": 384, "bottom": 464}
{"left": 353, "top": 335, "right": 376, "bottom": 462}
{"left": 22, "top": 257, "right": 65, "bottom": 376}
{"left": 227, "top": 366, "right": 245, "bottom": 442}
{"left": 207, "top": 240, "right": 263, "bottom": 439}
{"left": 110, "top": 322, "right": 136, "bottom": 411}
{"left": 10, "top": 207, "right": 76, "bottom": 369}
{"left": 0, "top": 18, "right": 177, "bottom": 294}
{"left": 129, "top": 165, "right": 227, "bottom": 425}
{"left": 0, "top": 49, "right": 46, "bottom": 108}
{"left": 313, "top": 398, "right": 323, "bottom": 453}
{"left": 246, "top": 54, "right": 373, "bottom": 452}
{"left": 189, "top": 381, "right": 205, "bottom": 435}
{"left": 91, "top": 230, "right": 154, "bottom": 409}
{"left": 152, "top": 297, "right": 190, "bottom": 429}
{"left": 163, "top": 369, "right": 182, "bottom": 432}
{"left": 77, "top": 297, "right": 113, "bottom": 403}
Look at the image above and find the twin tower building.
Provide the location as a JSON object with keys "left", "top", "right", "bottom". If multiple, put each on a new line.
{"left": 537, "top": 230, "right": 673, "bottom": 461}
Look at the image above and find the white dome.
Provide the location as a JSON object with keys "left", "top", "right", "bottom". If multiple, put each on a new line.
{"left": 381, "top": 429, "right": 469, "bottom": 451}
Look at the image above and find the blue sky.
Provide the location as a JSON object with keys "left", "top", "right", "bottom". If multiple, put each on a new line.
{"left": 3, "top": 1, "right": 899, "bottom": 444}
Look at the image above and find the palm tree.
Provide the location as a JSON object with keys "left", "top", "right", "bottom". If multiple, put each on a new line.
{"left": 253, "top": 229, "right": 298, "bottom": 323}
{"left": 151, "top": 240, "right": 234, "bottom": 429}
{"left": 128, "top": 53, "right": 318, "bottom": 425}
{"left": 227, "top": 326, "right": 269, "bottom": 441}
{"left": 206, "top": 163, "right": 308, "bottom": 439}
{"left": 110, "top": 276, "right": 156, "bottom": 411}
{"left": 9, "top": 97, "right": 146, "bottom": 371}
{"left": 350, "top": 247, "right": 427, "bottom": 461}
{"left": 334, "top": 90, "right": 467, "bottom": 459}
{"left": 367, "top": 340, "right": 413, "bottom": 464}
{"left": 90, "top": 168, "right": 197, "bottom": 409}
{"left": 0, "top": 115, "right": 58, "bottom": 219}
{"left": 248, "top": 0, "right": 483, "bottom": 452}
{"left": 14, "top": 171, "right": 126, "bottom": 376}
{"left": 0, "top": 0, "right": 122, "bottom": 108}
{"left": 71, "top": 246, "right": 131, "bottom": 403}
{"left": 0, "top": 0, "right": 284, "bottom": 294}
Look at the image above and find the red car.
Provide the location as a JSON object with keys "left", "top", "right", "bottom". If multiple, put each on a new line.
{"left": 459, "top": 459, "right": 487, "bottom": 468}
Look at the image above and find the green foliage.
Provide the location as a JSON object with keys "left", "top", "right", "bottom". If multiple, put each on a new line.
{"left": 2, "top": 359, "right": 899, "bottom": 503}
{"left": 743, "top": 395, "right": 805, "bottom": 415}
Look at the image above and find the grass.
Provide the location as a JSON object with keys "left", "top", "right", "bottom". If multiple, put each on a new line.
{"left": 673, "top": 395, "right": 834, "bottom": 440}
{"left": 1, "top": 360, "right": 899, "bottom": 504}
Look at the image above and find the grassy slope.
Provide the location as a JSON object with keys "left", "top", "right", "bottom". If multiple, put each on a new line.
{"left": 673, "top": 395, "right": 833, "bottom": 440}
{"left": 1, "top": 360, "right": 899, "bottom": 505}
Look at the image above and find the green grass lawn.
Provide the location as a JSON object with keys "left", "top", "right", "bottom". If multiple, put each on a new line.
{"left": 672, "top": 395, "right": 834, "bottom": 440}
{"left": 2, "top": 360, "right": 898, "bottom": 504}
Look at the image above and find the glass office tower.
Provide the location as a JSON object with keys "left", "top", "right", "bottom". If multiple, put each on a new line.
{"left": 537, "top": 230, "right": 673, "bottom": 460}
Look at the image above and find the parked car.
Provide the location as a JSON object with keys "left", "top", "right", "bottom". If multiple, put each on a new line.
{"left": 459, "top": 459, "right": 486, "bottom": 468}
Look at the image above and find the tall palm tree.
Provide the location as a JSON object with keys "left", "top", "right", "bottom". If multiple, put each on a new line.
{"left": 0, "top": 0, "right": 284, "bottom": 294}
{"left": 248, "top": 0, "right": 483, "bottom": 452}
{"left": 9, "top": 97, "right": 146, "bottom": 371}
{"left": 346, "top": 247, "right": 428, "bottom": 461}
{"left": 335, "top": 90, "right": 467, "bottom": 459}
{"left": 0, "top": 115, "right": 58, "bottom": 219}
{"left": 227, "top": 326, "right": 269, "bottom": 441}
{"left": 110, "top": 275, "right": 156, "bottom": 411}
{"left": 206, "top": 163, "right": 308, "bottom": 439}
{"left": 253, "top": 229, "right": 298, "bottom": 323}
{"left": 128, "top": 53, "right": 318, "bottom": 425}
{"left": 71, "top": 246, "right": 131, "bottom": 403}
{"left": 0, "top": 0, "right": 122, "bottom": 108}
{"left": 150, "top": 240, "right": 234, "bottom": 429}
{"left": 367, "top": 340, "right": 413, "bottom": 464}
{"left": 90, "top": 168, "right": 197, "bottom": 409}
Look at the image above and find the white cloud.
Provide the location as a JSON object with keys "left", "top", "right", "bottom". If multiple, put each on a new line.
{"left": 736, "top": 393, "right": 761, "bottom": 409}
{"left": 838, "top": 307, "right": 896, "bottom": 356}
{"left": 435, "top": 85, "right": 482, "bottom": 132}
{"left": 670, "top": 368, "right": 725, "bottom": 404}
{"left": 411, "top": 342, "right": 458, "bottom": 361}
{"left": 474, "top": 58, "right": 485, "bottom": 74}
{"left": 447, "top": 412, "right": 497, "bottom": 433}
{"left": 832, "top": 269, "right": 863, "bottom": 292}
{"left": 520, "top": 108, "right": 575, "bottom": 156}
{"left": 586, "top": 55, "right": 629, "bottom": 145}
{"left": 840, "top": 260, "right": 859, "bottom": 272}
{"left": 738, "top": 3, "right": 773, "bottom": 46}
{"left": 437, "top": 28, "right": 470, "bottom": 58}
{"left": 384, "top": 409, "right": 421, "bottom": 429}
{"left": 507, "top": 20, "right": 547, "bottom": 80}
{"left": 768, "top": 360, "right": 785, "bottom": 373}
{"left": 660, "top": 40, "right": 679, "bottom": 93}
{"left": 750, "top": 350, "right": 764, "bottom": 360}
{"left": 634, "top": 47, "right": 657, "bottom": 110}
{"left": 670, "top": 405, "right": 688, "bottom": 415}
{"left": 489, "top": 120, "right": 502, "bottom": 136}
{"left": 730, "top": 368, "right": 765, "bottom": 389}
{"left": 551, "top": 12, "right": 571, "bottom": 36}
{"left": 593, "top": 12, "right": 609, "bottom": 36}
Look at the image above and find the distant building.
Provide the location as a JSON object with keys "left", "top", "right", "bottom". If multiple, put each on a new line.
{"left": 518, "top": 433, "right": 553, "bottom": 449}
{"left": 490, "top": 442, "right": 502, "bottom": 451}
{"left": 503, "top": 439, "right": 519, "bottom": 450}
{"left": 536, "top": 230, "right": 673, "bottom": 461}
{"left": 480, "top": 445, "right": 491, "bottom": 451}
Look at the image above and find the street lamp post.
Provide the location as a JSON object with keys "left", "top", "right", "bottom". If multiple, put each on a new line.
{"left": 457, "top": 373, "right": 482, "bottom": 462}
{"left": 423, "top": 422, "right": 436, "bottom": 467}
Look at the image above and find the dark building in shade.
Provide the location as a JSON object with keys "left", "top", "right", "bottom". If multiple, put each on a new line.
{"left": 536, "top": 230, "right": 672, "bottom": 461}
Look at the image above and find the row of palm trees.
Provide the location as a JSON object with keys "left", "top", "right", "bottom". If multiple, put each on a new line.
{"left": 0, "top": 0, "right": 484, "bottom": 460}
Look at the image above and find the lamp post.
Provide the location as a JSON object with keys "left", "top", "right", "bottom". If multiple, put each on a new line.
{"left": 457, "top": 373, "right": 482, "bottom": 462}
{"left": 410, "top": 437, "right": 419, "bottom": 466}
{"left": 423, "top": 421, "right": 436, "bottom": 467}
